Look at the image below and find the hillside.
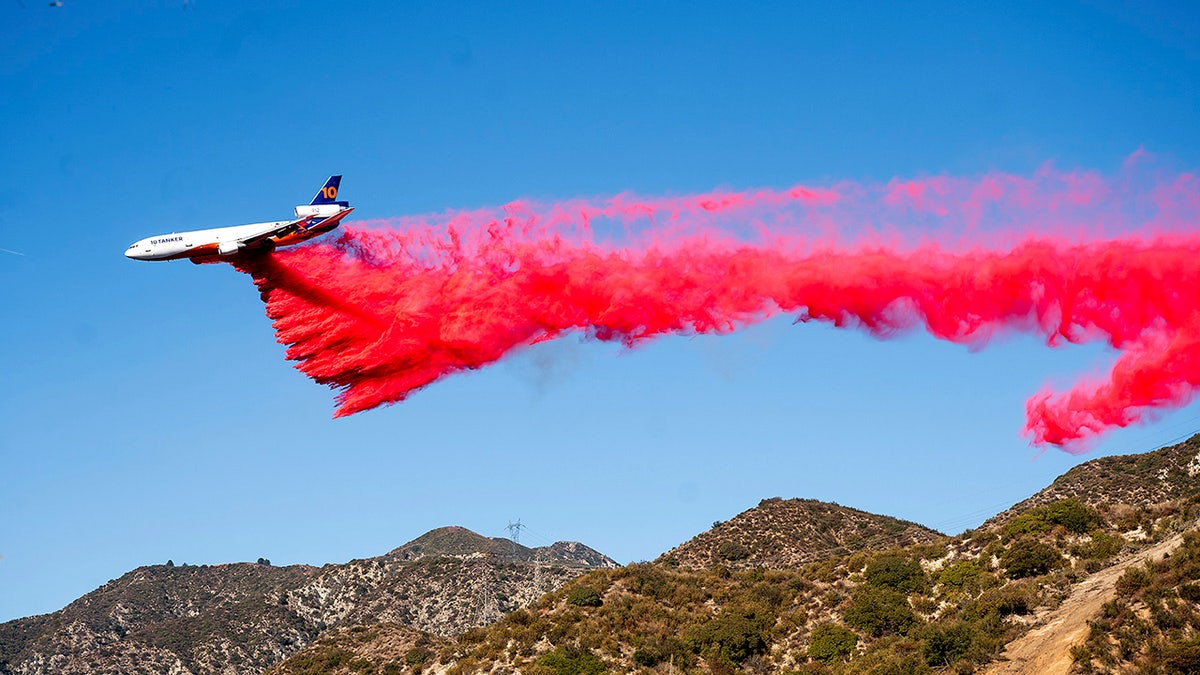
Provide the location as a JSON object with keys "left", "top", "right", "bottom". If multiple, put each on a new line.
{"left": 265, "top": 623, "right": 449, "bottom": 675}
{"left": 0, "top": 528, "right": 615, "bottom": 675}
{"left": 273, "top": 436, "right": 1200, "bottom": 675}
{"left": 10, "top": 436, "right": 1200, "bottom": 674}
{"left": 987, "top": 434, "right": 1200, "bottom": 527}
{"left": 659, "top": 497, "right": 943, "bottom": 570}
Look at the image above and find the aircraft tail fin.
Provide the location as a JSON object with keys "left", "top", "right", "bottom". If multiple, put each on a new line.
{"left": 309, "top": 176, "right": 344, "bottom": 205}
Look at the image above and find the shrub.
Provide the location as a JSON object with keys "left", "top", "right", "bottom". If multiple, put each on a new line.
{"left": 843, "top": 586, "right": 919, "bottom": 637}
{"left": 1074, "top": 532, "right": 1123, "bottom": 561}
{"left": 623, "top": 564, "right": 674, "bottom": 600}
{"left": 533, "top": 646, "right": 607, "bottom": 675}
{"left": 685, "top": 610, "right": 769, "bottom": 665}
{"left": 405, "top": 647, "right": 431, "bottom": 666}
{"left": 1045, "top": 498, "right": 1102, "bottom": 534}
{"left": 631, "top": 649, "right": 656, "bottom": 666}
{"left": 1161, "top": 636, "right": 1200, "bottom": 673}
{"left": 865, "top": 555, "right": 927, "bottom": 594}
{"left": 807, "top": 623, "right": 857, "bottom": 663}
{"left": 1003, "top": 512, "right": 1051, "bottom": 539}
{"left": 1001, "top": 538, "right": 1063, "bottom": 578}
{"left": 717, "top": 541, "right": 750, "bottom": 561}
{"left": 1115, "top": 566, "right": 1153, "bottom": 597}
{"left": 1003, "top": 499, "right": 1101, "bottom": 540}
{"left": 567, "top": 586, "right": 602, "bottom": 607}
{"left": 630, "top": 635, "right": 682, "bottom": 668}
{"left": 964, "top": 582, "right": 1039, "bottom": 618}
{"left": 938, "top": 560, "right": 982, "bottom": 592}
{"left": 922, "top": 622, "right": 973, "bottom": 667}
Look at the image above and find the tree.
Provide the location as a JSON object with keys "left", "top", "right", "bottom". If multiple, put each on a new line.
{"left": 166, "top": 559, "right": 174, "bottom": 567}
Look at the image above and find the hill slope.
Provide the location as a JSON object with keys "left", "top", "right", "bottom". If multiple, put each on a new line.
{"left": 274, "top": 436, "right": 1200, "bottom": 675}
{"left": 0, "top": 527, "right": 615, "bottom": 675}
{"left": 987, "top": 434, "right": 1200, "bottom": 527}
{"left": 658, "top": 497, "right": 944, "bottom": 570}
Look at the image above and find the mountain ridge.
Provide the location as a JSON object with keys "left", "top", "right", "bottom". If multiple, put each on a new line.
{"left": 658, "top": 497, "right": 944, "bottom": 571}
{"left": 0, "top": 526, "right": 615, "bottom": 675}
{"left": 9, "top": 436, "right": 1200, "bottom": 674}
{"left": 272, "top": 435, "right": 1200, "bottom": 675}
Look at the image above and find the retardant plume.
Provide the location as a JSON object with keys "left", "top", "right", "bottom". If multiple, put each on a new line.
{"left": 233, "top": 157, "right": 1200, "bottom": 451}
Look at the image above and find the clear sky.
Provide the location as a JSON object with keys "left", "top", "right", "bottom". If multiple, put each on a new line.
{"left": 3, "top": 0, "right": 1200, "bottom": 623}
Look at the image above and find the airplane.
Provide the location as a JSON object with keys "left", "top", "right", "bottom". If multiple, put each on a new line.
{"left": 124, "top": 176, "right": 353, "bottom": 264}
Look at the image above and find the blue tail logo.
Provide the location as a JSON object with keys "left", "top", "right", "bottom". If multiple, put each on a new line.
{"left": 310, "top": 176, "right": 343, "bottom": 205}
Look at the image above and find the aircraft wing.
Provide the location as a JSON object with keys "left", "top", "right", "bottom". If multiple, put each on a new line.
{"left": 238, "top": 216, "right": 314, "bottom": 248}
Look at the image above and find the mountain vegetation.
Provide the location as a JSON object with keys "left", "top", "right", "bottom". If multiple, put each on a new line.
{"left": 6, "top": 435, "right": 1200, "bottom": 674}
{"left": 0, "top": 528, "right": 615, "bottom": 675}
{"left": 658, "top": 498, "right": 942, "bottom": 571}
{"left": 273, "top": 435, "right": 1200, "bottom": 674}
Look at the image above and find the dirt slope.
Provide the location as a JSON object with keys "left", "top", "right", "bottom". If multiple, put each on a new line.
{"left": 985, "top": 528, "right": 1190, "bottom": 675}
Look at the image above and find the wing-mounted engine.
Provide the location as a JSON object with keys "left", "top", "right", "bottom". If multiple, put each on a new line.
{"left": 218, "top": 240, "right": 243, "bottom": 255}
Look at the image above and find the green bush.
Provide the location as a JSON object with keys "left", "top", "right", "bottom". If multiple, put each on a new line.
{"left": 1001, "top": 538, "right": 1063, "bottom": 578}
{"left": 938, "top": 560, "right": 982, "bottom": 592}
{"left": 1179, "top": 582, "right": 1200, "bottom": 603}
{"left": 533, "top": 646, "right": 607, "bottom": 675}
{"left": 922, "top": 622, "right": 973, "bottom": 667}
{"left": 1003, "top": 499, "right": 1102, "bottom": 540}
{"left": 843, "top": 586, "right": 919, "bottom": 637}
{"left": 964, "top": 582, "right": 1039, "bottom": 618}
{"left": 685, "top": 610, "right": 769, "bottom": 665}
{"left": 1003, "top": 512, "right": 1051, "bottom": 538}
{"left": 717, "top": 541, "right": 750, "bottom": 561}
{"left": 567, "top": 586, "right": 602, "bottom": 607}
{"left": 1162, "top": 636, "right": 1200, "bottom": 673}
{"left": 1045, "top": 498, "right": 1102, "bottom": 534}
{"left": 1115, "top": 566, "right": 1153, "bottom": 596}
{"left": 1074, "top": 531, "right": 1123, "bottom": 561}
{"left": 807, "top": 623, "right": 857, "bottom": 663}
{"left": 405, "top": 647, "right": 431, "bottom": 666}
{"left": 865, "top": 555, "right": 927, "bottom": 594}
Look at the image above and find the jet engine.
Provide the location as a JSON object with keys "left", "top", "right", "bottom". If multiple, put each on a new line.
{"left": 294, "top": 203, "right": 345, "bottom": 219}
{"left": 218, "top": 240, "right": 242, "bottom": 255}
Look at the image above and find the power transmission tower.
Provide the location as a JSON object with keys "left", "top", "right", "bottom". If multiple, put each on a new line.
{"left": 506, "top": 519, "right": 525, "bottom": 561}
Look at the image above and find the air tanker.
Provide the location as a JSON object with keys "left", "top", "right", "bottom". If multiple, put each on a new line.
{"left": 125, "top": 176, "right": 352, "bottom": 264}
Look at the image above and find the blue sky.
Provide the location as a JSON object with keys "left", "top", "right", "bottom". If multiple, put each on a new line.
{"left": 3, "top": 0, "right": 1200, "bottom": 623}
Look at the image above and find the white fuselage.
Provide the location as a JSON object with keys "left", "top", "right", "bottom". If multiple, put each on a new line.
{"left": 124, "top": 221, "right": 291, "bottom": 261}
{"left": 124, "top": 203, "right": 352, "bottom": 264}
